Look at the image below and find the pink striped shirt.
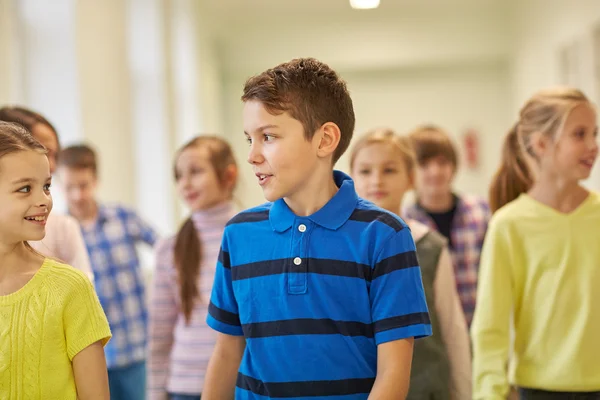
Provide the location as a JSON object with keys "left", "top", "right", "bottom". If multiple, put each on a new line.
{"left": 148, "top": 201, "right": 237, "bottom": 399}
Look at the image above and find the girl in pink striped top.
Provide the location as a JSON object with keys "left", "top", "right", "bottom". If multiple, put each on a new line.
{"left": 148, "top": 136, "right": 239, "bottom": 400}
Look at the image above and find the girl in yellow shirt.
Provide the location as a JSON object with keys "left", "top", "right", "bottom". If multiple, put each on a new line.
{"left": 0, "top": 122, "right": 112, "bottom": 399}
{"left": 472, "top": 87, "right": 600, "bottom": 399}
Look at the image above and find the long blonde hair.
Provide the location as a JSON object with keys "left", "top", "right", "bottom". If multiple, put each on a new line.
{"left": 489, "top": 87, "right": 591, "bottom": 213}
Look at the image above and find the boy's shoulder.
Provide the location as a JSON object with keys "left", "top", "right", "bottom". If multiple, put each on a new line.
{"left": 225, "top": 202, "right": 272, "bottom": 227}
{"left": 352, "top": 198, "right": 409, "bottom": 234}
{"left": 457, "top": 194, "right": 490, "bottom": 213}
{"left": 98, "top": 203, "right": 134, "bottom": 218}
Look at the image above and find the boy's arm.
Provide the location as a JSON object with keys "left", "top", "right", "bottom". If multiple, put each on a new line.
{"left": 368, "top": 338, "right": 414, "bottom": 400}
{"left": 203, "top": 333, "right": 246, "bottom": 400}
{"left": 369, "top": 226, "right": 432, "bottom": 398}
{"left": 205, "top": 232, "right": 245, "bottom": 398}
{"left": 127, "top": 208, "right": 159, "bottom": 246}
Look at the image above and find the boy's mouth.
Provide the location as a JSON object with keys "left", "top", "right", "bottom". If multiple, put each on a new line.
{"left": 256, "top": 173, "right": 273, "bottom": 186}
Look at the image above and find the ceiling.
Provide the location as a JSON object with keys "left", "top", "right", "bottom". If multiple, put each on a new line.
{"left": 200, "top": 0, "right": 511, "bottom": 17}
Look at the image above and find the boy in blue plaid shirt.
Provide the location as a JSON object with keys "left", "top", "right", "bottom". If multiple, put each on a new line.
{"left": 57, "top": 144, "right": 158, "bottom": 400}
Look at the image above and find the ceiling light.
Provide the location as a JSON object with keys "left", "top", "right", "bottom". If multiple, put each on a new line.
{"left": 350, "top": 0, "right": 380, "bottom": 9}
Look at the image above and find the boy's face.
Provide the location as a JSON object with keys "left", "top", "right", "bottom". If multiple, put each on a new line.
{"left": 57, "top": 167, "right": 97, "bottom": 216}
{"left": 414, "top": 155, "right": 455, "bottom": 199}
{"left": 0, "top": 151, "right": 52, "bottom": 244}
{"left": 352, "top": 143, "right": 412, "bottom": 214}
{"left": 243, "top": 100, "right": 320, "bottom": 203}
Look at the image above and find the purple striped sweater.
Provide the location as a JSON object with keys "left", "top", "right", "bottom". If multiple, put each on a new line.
{"left": 147, "top": 201, "right": 237, "bottom": 399}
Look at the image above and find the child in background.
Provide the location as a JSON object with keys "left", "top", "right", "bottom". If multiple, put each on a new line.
{"left": 148, "top": 136, "right": 238, "bottom": 400}
{"left": 0, "top": 122, "right": 111, "bottom": 399}
{"left": 56, "top": 144, "right": 158, "bottom": 400}
{"left": 404, "top": 125, "right": 490, "bottom": 326}
{"left": 0, "top": 106, "right": 93, "bottom": 281}
{"left": 472, "top": 87, "right": 600, "bottom": 399}
{"left": 350, "top": 128, "right": 471, "bottom": 400}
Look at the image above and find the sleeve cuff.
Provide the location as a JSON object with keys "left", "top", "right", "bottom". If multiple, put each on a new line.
{"left": 206, "top": 314, "right": 244, "bottom": 336}
{"left": 67, "top": 325, "right": 112, "bottom": 360}
{"left": 375, "top": 323, "right": 432, "bottom": 345}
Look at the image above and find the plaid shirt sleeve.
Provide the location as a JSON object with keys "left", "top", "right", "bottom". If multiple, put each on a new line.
{"left": 126, "top": 209, "right": 159, "bottom": 246}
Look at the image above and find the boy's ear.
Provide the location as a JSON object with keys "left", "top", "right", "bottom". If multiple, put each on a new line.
{"left": 315, "top": 122, "right": 341, "bottom": 159}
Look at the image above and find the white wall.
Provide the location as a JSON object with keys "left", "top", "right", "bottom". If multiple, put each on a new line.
{"left": 214, "top": 4, "right": 513, "bottom": 77}
{"left": 223, "top": 61, "right": 513, "bottom": 209}
{"left": 511, "top": 0, "right": 600, "bottom": 189}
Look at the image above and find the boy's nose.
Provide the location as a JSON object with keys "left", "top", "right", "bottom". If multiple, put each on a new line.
{"left": 247, "top": 145, "right": 264, "bottom": 165}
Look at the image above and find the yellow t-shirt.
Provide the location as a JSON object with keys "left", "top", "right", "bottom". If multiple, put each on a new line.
{"left": 0, "top": 258, "right": 111, "bottom": 400}
{"left": 471, "top": 192, "right": 600, "bottom": 399}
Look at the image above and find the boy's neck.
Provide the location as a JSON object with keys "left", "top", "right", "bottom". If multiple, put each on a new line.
{"left": 418, "top": 191, "right": 454, "bottom": 213}
{"left": 70, "top": 201, "right": 99, "bottom": 226}
{"left": 284, "top": 172, "right": 339, "bottom": 217}
{"left": 528, "top": 174, "right": 588, "bottom": 213}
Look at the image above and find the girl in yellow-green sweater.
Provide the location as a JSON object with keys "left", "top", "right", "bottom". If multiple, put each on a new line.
{"left": 472, "top": 87, "right": 600, "bottom": 400}
{"left": 0, "top": 122, "right": 112, "bottom": 399}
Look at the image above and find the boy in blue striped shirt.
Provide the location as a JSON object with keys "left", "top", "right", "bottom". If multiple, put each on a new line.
{"left": 204, "top": 58, "right": 431, "bottom": 400}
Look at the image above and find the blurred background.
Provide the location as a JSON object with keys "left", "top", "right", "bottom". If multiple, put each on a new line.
{"left": 1, "top": 0, "right": 599, "bottom": 238}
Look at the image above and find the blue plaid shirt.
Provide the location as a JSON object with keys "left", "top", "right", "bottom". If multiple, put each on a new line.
{"left": 80, "top": 204, "right": 158, "bottom": 368}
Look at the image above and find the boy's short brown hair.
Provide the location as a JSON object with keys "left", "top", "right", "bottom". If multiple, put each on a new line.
{"left": 241, "top": 57, "right": 355, "bottom": 164}
{"left": 408, "top": 124, "right": 458, "bottom": 169}
{"left": 58, "top": 144, "right": 98, "bottom": 175}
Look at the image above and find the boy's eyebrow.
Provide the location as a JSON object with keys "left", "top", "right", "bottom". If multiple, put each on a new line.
{"left": 244, "top": 124, "right": 279, "bottom": 135}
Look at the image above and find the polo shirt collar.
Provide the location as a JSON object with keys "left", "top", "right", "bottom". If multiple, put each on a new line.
{"left": 270, "top": 170, "right": 358, "bottom": 232}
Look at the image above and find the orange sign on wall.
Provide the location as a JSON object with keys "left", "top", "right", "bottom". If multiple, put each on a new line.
{"left": 463, "top": 128, "right": 479, "bottom": 169}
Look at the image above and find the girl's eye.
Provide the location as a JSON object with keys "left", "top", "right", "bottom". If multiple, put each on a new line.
{"left": 384, "top": 168, "right": 397, "bottom": 174}
{"left": 358, "top": 169, "right": 370, "bottom": 175}
{"left": 18, "top": 186, "right": 31, "bottom": 193}
{"left": 245, "top": 136, "right": 252, "bottom": 145}
{"left": 44, "top": 183, "right": 52, "bottom": 191}
{"left": 264, "top": 134, "right": 275, "bottom": 142}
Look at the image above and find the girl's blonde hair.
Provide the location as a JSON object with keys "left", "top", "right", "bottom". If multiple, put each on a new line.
{"left": 489, "top": 87, "right": 591, "bottom": 213}
{"left": 349, "top": 127, "right": 416, "bottom": 177}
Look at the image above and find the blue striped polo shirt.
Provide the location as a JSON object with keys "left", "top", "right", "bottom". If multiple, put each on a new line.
{"left": 207, "top": 170, "right": 432, "bottom": 399}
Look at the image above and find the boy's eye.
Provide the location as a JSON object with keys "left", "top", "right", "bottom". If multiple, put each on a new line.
{"left": 384, "top": 168, "right": 397, "bottom": 173}
{"left": 358, "top": 169, "right": 370, "bottom": 175}
{"left": 17, "top": 186, "right": 31, "bottom": 193}
{"left": 245, "top": 136, "right": 252, "bottom": 145}
{"left": 44, "top": 183, "right": 52, "bottom": 191}
{"left": 264, "top": 134, "right": 274, "bottom": 142}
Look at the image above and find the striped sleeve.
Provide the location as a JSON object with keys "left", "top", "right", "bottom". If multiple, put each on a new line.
{"left": 147, "top": 238, "right": 177, "bottom": 400}
{"left": 206, "top": 231, "right": 243, "bottom": 336}
{"left": 370, "top": 228, "right": 432, "bottom": 345}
